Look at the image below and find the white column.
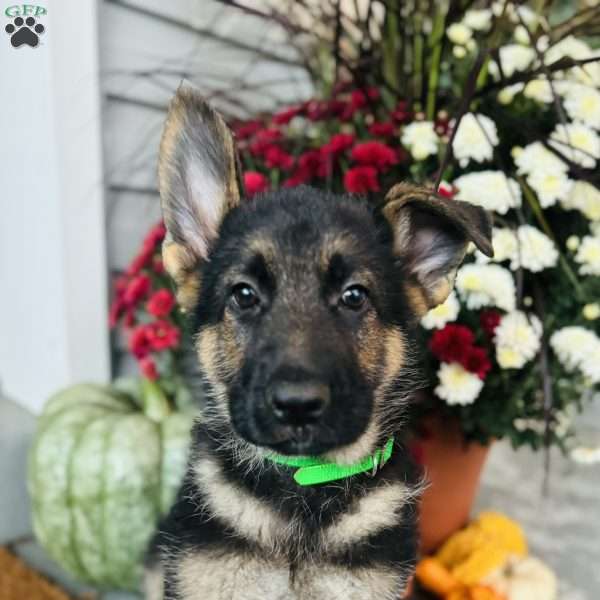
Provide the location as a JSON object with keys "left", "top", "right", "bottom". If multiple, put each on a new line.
{"left": 0, "top": 0, "right": 110, "bottom": 414}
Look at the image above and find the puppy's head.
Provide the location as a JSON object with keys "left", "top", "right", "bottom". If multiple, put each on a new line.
{"left": 158, "top": 86, "right": 493, "bottom": 461}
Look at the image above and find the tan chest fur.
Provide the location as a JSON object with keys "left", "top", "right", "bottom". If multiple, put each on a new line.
{"left": 146, "top": 457, "right": 417, "bottom": 599}
{"left": 175, "top": 551, "right": 405, "bottom": 600}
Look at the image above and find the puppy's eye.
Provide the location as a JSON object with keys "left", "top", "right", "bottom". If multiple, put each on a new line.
{"left": 340, "top": 285, "right": 368, "bottom": 310}
{"left": 231, "top": 283, "right": 260, "bottom": 310}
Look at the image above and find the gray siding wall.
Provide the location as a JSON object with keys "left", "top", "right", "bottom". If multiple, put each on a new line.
{"left": 100, "top": 0, "right": 312, "bottom": 274}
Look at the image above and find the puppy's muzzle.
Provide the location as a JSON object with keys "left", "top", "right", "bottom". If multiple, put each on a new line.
{"left": 269, "top": 381, "right": 330, "bottom": 426}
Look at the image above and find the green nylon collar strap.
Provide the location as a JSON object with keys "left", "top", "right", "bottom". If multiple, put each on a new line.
{"left": 265, "top": 437, "right": 395, "bottom": 486}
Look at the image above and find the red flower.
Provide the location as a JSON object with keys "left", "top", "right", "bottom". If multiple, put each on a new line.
{"left": 429, "top": 324, "right": 475, "bottom": 364}
{"left": 304, "top": 100, "right": 328, "bottom": 121}
{"left": 437, "top": 182, "right": 456, "bottom": 198}
{"left": 368, "top": 122, "right": 395, "bottom": 137}
{"left": 298, "top": 150, "right": 322, "bottom": 173}
{"left": 152, "top": 257, "right": 165, "bottom": 274}
{"left": 344, "top": 166, "right": 380, "bottom": 194}
{"left": 351, "top": 141, "right": 398, "bottom": 171}
{"left": 123, "top": 274, "right": 151, "bottom": 306}
{"left": 126, "top": 246, "right": 154, "bottom": 276}
{"left": 234, "top": 120, "right": 263, "bottom": 140}
{"left": 113, "top": 275, "right": 128, "bottom": 295}
{"left": 283, "top": 169, "right": 312, "bottom": 188}
{"left": 144, "top": 223, "right": 167, "bottom": 248}
{"left": 480, "top": 310, "right": 502, "bottom": 337}
{"left": 321, "top": 133, "right": 355, "bottom": 156}
{"left": 129, "top": 325, "right": 152, "bottom": 359}
{"left": 139, "top": 356, "right": 158, "bottom": 381}
{"left": 147, "top": 289, "right": 175, "bottom": 318}
{"left": 463, "top": 346, "right": 492, "bottom": 380}
{"left": 264, "top": 146, "right": 294, "bottom": 170}
{"left": 430, "top": 324, "right": 492, "bottom": 380}
{"left": 109, "top": 297, "right": 126, "bottom": 328}
{"left": 123, "top": 309, "right": 136, "bottom": 328}
{"left": 332, "top": 80, "right": 353, "bottom": 96}
{"left": 340, "top": 88, "right": 379, "bottom": 120}
{"left": 284, "top": 151, "right": 320, "bottom": 187}
{"left": 248, "top": 128, "right": 282, "bottom": 156}
{"left": 146, "top": 320, "right": 180, "bottom": 351}
{"left": 285, "top": 148, "right": 335, "bottom": 186}
{"left": 244, "top": 171, "right": 269, "bottom": 196}
{"left": 273, "top": 105, "right": 303, "bottom": 125}
{"left": 304, "top": 99, "right": 346, "bottom": 121}
{"left": 391, "top": 100, "right": 412, "bottom": 123}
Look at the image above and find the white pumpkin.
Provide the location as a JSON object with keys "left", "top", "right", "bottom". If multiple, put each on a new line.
{"left": 484, "top": 555, "right": 557, "bottom": 600}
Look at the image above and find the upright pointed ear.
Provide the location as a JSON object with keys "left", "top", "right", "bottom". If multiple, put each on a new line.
{"left": 158, "top": 85, "right": 243, "bottom": 309}
{"left": 380, "top": 183, "right": 493, "bottom": 317}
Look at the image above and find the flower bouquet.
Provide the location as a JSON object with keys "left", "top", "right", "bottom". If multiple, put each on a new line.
{"left": 109, "top": 222, "right": 194, "bottom": 413}
{"left": 221, "top": 0, "right": 600, "bottom": 457}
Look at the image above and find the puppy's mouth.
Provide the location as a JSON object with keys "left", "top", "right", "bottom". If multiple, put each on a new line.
{"left": 262, "top": 425, "right": 319, "bottom": 455}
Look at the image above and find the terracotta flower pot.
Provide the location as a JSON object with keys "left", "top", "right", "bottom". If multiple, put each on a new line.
{"left": 413, "top": 415, "right": 491, "bottom": 554}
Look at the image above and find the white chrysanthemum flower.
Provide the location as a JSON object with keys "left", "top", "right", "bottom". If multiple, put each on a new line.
{"left": 512, "top": 142, "right": 568, "bottom": 176}
{"left": 489, "top": 45, "right": 535, "bottom": 78}
{"left": 456, "top": 264, "right": 516, "bottom": 312}
{"left": 513, "top": 4, "right": 539, "bottom": 27}
{"left": 562, "top": 181, "right": 600, "bottom": 221}
{"left": 494, "top": 311, "right": 542, "bottom": 369}
{"left": 563, "top": 84, "right": 600, "bottom": 130}
{"left": 513, "top": 417, "right": 546, "bottom": 434}
{"left": 513, "top": 226, "right": 559, "bottom": 272}
{"left": 421, "top": 291, "right": 460, "bottom": 330}
{"left": 566, "top": 235, "right": 580, "bottom": 251}
{"left": 401, "top": 121, "right": 438, "bottom": 160}
{"left": 581, "top": 343, "right": 600, "bottom": 382}
{"left": 550, "top": 326, "right": 600, "bottom": 381}
{"left": 575, "top": 235, "right": 600, "bottom": 275}
{"left": 571, "top": 446, "right": 600, "bottom": 465}
{"left": 476, "top": 228, "right": 518, "bottom": 265}
{"left": 493, "top": 228, "right": 518, "bottom": 263}
{"left": 447, "top": 22, "right": 472, "bottom": 45}
{"left": 451, "top": 113, "right": 499, "bottom": 167}
{"left": 498, "top": 83, "right": 524, "bottom": 105}
{"left": 583, "top": 303, "right": 600, "bottom": 320}
{"left": 453, "top": 45, "right": 468, "bottom": 59}
{"left": 544, "top": 35, "right": 600, "bottom": 86}
{"left": 464, "top": 9, "right": 492, "bottom": 31}
{"left": 478, "top": 226, "right": 557, "bottom": 272}
{"left": 435, "top": 362, "right": 483, "bottom": 406}
{"left": 514, "top": 25, "right": 530, "bottom": 45}
{"left": 550, "top": 122, "right": 600, "bottom": 168}
{"left": 454, "top": 171, "right": 521, "bottom": 214}
{"left": 527, "top": 170, "right": 573, "bottom": 208}
{"left": 523, "top": 79, "right": 554, "bottom": 104}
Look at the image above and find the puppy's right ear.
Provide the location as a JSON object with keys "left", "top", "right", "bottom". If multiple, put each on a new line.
{"left": 158, "top": 85, "right": 242, "bottom": 308}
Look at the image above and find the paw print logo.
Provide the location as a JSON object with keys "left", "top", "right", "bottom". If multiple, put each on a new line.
{"left": 5, "top": 16, "right": 45, "bottom": 48}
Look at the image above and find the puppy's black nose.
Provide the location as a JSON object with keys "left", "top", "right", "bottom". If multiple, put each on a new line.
{"left": 270, "top": 382, "right": 330, "bottom": 426}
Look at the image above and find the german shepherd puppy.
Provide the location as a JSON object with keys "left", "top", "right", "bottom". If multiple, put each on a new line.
{"left": 146, "top": 86, "right": 493, "bottom": 600}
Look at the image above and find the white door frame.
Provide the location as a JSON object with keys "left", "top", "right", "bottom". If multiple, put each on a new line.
{"left": 0, "top": 0, "right": 110, "bottom": 413}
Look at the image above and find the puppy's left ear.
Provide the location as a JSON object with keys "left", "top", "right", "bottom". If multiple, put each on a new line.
{"left": 380, "top": 183, "right": 493, "bottom": 317}
{"left": 158, "top": 85, "right": 243, "bottom": 308}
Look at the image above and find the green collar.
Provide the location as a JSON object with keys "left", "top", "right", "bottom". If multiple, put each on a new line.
{"left": 265, "top": 437, "right": 394, "bottom": 486}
